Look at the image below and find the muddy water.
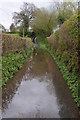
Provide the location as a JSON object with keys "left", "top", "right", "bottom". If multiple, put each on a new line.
{"left": 2, "top": 50, "right": 78, "bottom": 118}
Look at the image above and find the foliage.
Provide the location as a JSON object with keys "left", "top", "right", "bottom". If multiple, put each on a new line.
{"left": 10, "top": 23, "right": 16, "bottom": 33}
{"left": 48, "top": 13, "right": 78, "bottom": 73}
{"left": 2, "top": 33, "right": 32, "bottom": 54}
{"left": 32, "top": 8, "right": 57, "bottom": 37}
{"left": 2, "top": 48, "right": 32, "bottom": 88}
{"left": 55, "top": 2, "right": 78, "bottom": 25}
{"left": 2, "top": 33, "right": 33, "bottom": 87}
{"left": 38, "top": 39, "right": 80, "bottom": 108}
{"left": 16, "top": 17, "right": 29, "bottom": 37}
{"left": 0, "top": 24, "right": 6, "bottom": 32}
{"left": 7, "top": 33, "right": 20, "bottom": 38}
{"left": 13, "top": 2, "right": 36, "bottom": 37}
{"left": 38, "top": 13, "right": 79, "bottom": 107}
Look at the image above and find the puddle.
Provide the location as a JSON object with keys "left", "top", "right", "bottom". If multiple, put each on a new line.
{"left": 2, "top": 50, "right": 78, "bottom": 118}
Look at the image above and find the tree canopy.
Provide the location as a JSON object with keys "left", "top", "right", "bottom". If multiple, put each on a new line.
{"left": 55, "top": 2, "right": 77, "bottom": 25}
{"left": 13, "top": 2, "right": 36, "bottom": 36}
{"left": 32, "top": 8, "right": 57, "bottom": 37}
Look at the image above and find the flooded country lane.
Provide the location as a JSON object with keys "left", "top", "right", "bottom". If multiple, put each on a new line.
{"left": 2, "top": 50, "right": 78, "bottom": 118}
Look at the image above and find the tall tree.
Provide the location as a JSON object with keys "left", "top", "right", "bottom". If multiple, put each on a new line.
{"left": 55, "top": 2, "right": 77, "bottom": 25}
{"left": 13, "top": 2, "right": 36, "bottom": 37}
{"left": 32, "top": 8, "right": 57, "bottom": 37}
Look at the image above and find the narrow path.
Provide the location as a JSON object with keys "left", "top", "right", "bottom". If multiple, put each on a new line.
{"left": 2, "top": 50, "right": 78, "bottom": 118}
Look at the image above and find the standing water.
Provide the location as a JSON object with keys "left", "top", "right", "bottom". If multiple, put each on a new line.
{"left": 2, "top": 50, "right": 78, "bottom": 118}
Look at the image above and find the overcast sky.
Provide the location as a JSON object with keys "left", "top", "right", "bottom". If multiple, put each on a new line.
{"left": 0, "top": 0, "right": 55, "bottom": 29}
{"left": 0, "top": 0, "right": 77, "bottom": 29}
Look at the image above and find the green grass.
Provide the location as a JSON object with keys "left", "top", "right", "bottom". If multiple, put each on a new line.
{"left": 7, "top": 33, "right": 32, "bottom": 41}
{"left": 7, "top": 33, "right": 20, "bottom": 38}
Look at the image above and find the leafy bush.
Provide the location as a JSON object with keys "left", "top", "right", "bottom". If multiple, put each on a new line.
{"left": 43, "top": 13, "right": 79, "bottom": 108}
{"left": 2, "top": 48, "right": 32, "bottom": 88}
{"left": 2, "top": 34, "right": 33, "bottom": 87}
{"left": 48, "top": 13, "right": 78, "bottom": 74}
{"left": 42, "top": 43, "right": 80, "bottom": 108}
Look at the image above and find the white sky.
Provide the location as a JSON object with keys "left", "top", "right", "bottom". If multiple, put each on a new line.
{"left": 0, "top": 0, "right": 55, "bottom": 29}
{"left": 0, "top": 0, "right": 78, "bottom": 29}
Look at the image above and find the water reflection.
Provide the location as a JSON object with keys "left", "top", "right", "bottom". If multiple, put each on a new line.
{"left": 3, "top": 76, "right": 60, "bottom": 118}
{"left": 2, "top": 50, "right": 78, "bottom": 118}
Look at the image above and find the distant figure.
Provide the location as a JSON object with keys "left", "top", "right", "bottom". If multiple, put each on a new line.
{"left": 31, "top": 32, "right": 37, "bottom": 53}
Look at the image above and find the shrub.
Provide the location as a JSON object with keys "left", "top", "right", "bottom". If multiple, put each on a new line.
{"left": 47, "top": 13, "right": 79, "bottom": 107}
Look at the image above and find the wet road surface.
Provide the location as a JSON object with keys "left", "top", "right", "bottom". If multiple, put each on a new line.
{"left": 2, "top": 50, "right": 78, "bottom": 118}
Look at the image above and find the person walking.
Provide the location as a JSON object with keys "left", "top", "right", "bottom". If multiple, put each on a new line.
{"left": 32, "top": 32, "right": 37, "bottom": 53}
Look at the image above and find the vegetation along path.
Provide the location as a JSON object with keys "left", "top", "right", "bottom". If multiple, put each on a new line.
{"left": 2, "top": 50, "right": 78, "bottom": 118}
